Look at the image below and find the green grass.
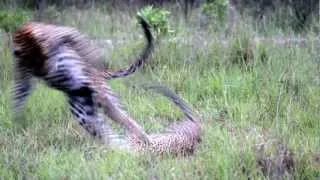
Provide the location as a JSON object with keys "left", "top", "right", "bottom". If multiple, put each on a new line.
{"left": 0, "top": 7, "right": 319, "bottom": 179}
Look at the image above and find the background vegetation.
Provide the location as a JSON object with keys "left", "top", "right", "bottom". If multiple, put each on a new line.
{"left": 0, "top": 0, "right": 319, "bottom": 179}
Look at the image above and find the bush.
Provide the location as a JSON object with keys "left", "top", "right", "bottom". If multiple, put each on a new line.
{"left": 0, "top": 10, "right": 30, "bottom": 48}
{"left": 137, "top": 5, "right": 173, "bottom": 36}
{"left": 0, "top": 10, "right": 30, "bottom": 33}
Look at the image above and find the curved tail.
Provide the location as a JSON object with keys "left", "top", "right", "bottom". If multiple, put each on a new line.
{"left": 142, "top": 84, "right": 200, "bottom": 123}
{"left": 103, "top": 16, "right": 155, "bottom": 80}
{"left": 141, "top": 84, "right": 202, "bottom": 155}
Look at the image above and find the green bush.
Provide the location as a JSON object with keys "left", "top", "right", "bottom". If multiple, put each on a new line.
{"left": 137, "top": 6, "right": 173, "bottom": 36}
{"left": 0, "top": 10, "right": 30, "bottom": 33}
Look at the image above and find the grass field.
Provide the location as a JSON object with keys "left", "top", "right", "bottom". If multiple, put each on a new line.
{"left": 0, "top": 6, "right": 319, "bottom": 179}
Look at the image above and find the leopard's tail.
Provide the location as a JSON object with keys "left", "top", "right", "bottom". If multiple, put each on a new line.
{"left": 142, "top": 84, "right": 200, "bottom": 123}
{"left": 103, "top": 16, "right": 154, "bottom": 80}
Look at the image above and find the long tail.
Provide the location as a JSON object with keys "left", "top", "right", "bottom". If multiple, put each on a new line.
{"left": 103, "top": 16, "right": 155, "bottom": 80}
{"left": 141, "top": 84, "right": 202, "bottom": 155}
{"left": 142, "top": 84, "right": 199, "bottom": 123}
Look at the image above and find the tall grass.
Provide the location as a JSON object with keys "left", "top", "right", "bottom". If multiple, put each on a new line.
{"left": 0, "top": 6, "right": 319, "bottom": 179}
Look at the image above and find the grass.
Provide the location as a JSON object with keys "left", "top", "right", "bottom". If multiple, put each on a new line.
{"left": 0, "top": 6, "right": 319, "bottom": 179}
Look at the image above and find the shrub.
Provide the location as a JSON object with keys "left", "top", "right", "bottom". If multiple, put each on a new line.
{"left": 0, "top": 10, "right": 30, "bottom": 33}
{"left": 0, "top": 10, "right": 30, "bottom": 48}
{"left": 137, "top": 5, "right": 173, "bottom": 36}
